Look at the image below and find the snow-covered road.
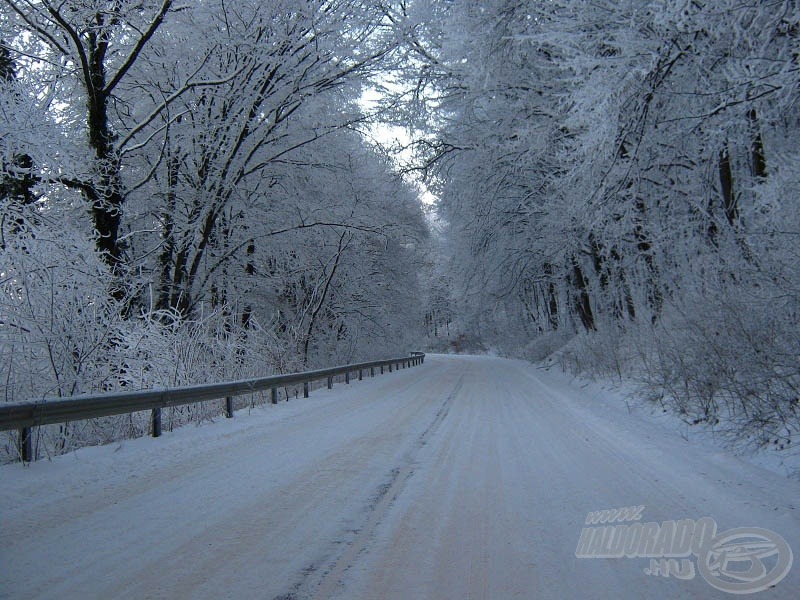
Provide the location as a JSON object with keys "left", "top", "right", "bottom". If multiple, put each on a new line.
{"left": 2, "top": 355, "right": 798, "bottom": 599}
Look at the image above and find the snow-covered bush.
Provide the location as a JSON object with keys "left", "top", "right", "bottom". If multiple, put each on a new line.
{"left": 642, "top": 277, "right": 800, "bottom": 453}
{"left": 0, "top": 213, "right": 132, "bottom": 459}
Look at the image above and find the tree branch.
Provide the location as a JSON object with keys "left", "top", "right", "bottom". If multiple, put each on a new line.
{"left": 103, "top": 0, "right": 174, "bottom": 96}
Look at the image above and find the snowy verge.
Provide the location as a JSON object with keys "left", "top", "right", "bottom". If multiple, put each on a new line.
{"left": 535, "top": 356, "right": 800, "bottom": 480}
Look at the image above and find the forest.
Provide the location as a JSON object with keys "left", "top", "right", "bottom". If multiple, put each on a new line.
{"left": 2, "top": 1, "right": 798, "bottom": 460}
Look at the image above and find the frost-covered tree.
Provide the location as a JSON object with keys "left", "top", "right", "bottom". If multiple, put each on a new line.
{"left": 2, "top": 0, "right": 184, "bottom": 287}
{"left": 0, "top": 39, "right": 38, "bottom": 243}
{"left": 0, "top": 1, "right": 430, "bottom": 459}
{"left": 119, "top": 1, "right": 398, "bottom": 319}
{"left": 406, "top": 0, "right": 800, "bottom": 448}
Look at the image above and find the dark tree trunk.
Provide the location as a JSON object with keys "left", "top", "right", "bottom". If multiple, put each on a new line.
{"left": 748, "top": 108, "right": 767, "bottom": 180}
{"left": 241, "top": 239, "right": 256, "bottom": 329}
{"left": 82, "top": 22, "right": 127, "bottom": 302}
{"left": 543, "top": 263, "right": 559, "bottom": 330}
{"left": 633, "top": 197, "right": 663, "bottom": 320}
{"left": 571, "top": 260, "right": 595, "bottom": 331}
{"left": 1, "top": 42, "right": 38, "bottom": 244}
{"left": 718, "top": 145, "right": 737, "bottom": 227}
{"left": 156, "top": 154, "right": 180, "bottom": 312}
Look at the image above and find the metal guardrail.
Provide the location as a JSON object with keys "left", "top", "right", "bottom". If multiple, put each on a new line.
{"left": 1, "top": 351, "right": 426, "bottom": 462}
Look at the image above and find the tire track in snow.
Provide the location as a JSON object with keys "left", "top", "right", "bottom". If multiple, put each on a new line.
{"left": 308, "top": 374, "right": 465, "bottom": 600}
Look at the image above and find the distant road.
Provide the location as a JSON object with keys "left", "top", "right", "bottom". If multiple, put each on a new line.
{"left": 2, "top": 355, "right": 798, "bottom": 599}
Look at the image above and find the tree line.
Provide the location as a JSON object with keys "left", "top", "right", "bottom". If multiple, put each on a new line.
{"left": 0, "top": 0, "right": 429, "bottom": 459}
{"left": 401, "top": 0, "right": 800, "bottom": 451}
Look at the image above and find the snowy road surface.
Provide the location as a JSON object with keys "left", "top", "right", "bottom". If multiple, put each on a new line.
{"left": 2, "top": 355, "right": 799, "bottom": 599}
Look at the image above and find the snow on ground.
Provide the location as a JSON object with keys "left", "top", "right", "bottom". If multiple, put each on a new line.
{"left": 536, "top": 362, "right": 800, "bottom": 481}
{"left": 1, "top": 355, "right": 798, "bottom": 599}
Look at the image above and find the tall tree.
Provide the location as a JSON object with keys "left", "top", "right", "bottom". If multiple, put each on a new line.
{"left": 0, "top": 39, "right": 37, "bottom": 242}
{"left": 3, "top": 0, "right": 180, "bottom": 282}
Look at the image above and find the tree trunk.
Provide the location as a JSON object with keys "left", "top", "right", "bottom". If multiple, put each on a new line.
{"left": 571, "top": 260, "right": 595, "bottom": 331}
{"left": 302, "top": 232, "right": 348, "bottom": 364}
{"left": 543, "top": 263, "right": 559, "bottom": 330}
{"left": 156, "top": 154, "right": 180, "bottom": 312}
{"left": 241, "top": 239, "right": 256, "bottom": 329}
{"left": 748, "top": 108, "right": 767, "bottom": 180}
{"left": 718, "top": 145, "right": 737, "bottom": 227}
{"left": 86, "top": 27, "right": 124, "bottom": 270}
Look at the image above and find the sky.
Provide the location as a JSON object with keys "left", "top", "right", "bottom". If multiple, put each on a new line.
{"left": 360, "top": 86, "right": 437, "bottom": 206}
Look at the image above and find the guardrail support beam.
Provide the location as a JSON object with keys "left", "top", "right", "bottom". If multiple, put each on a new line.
{"left": 19, "top": 427, "right": 32, "bottom": 462}
{"left": 151, "top": 407, "right": 162, "bottom": 438}
{"left": 304, "top": 382, "right": 309, "bottom": 398}
{"left": 327, "top": 376, "right": 333, "bottom": 389}
{"left": 271, "top": 387, "right": 278, "bottom": 404}
{"left": 225, "top": 396, "right": 234, "bottom": 418}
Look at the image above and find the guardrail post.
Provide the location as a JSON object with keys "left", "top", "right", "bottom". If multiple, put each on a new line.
{"left": 151, "top": 407, "right": 162, "bottom": 438}
{"left": 380, "top": 365, "right": 384, "bottom": 374}
{"left": 225, "top": 396, "right": 234, "bottom": 418}
{"left": 19, "top": 427, "right": 32, "bottom": 462}
{"left": 327, "top": 376, "right": 333, "bottom": 389}
{"left": 370, "top": 367, "right": 374, "bottom": 377}
{"left": 389, "top": 363, "right": 392, "bottom": 372}
{"left": 359, "top": 369, "right": 363, "bottom": 381}
{"left": 271, "top": 387, "right": 277, "bottom": 404}
{"left": 304, "top": 381, "right": 309, "bottom": 398}
{"left": 345, "top": 371, "right": 350, "bottom": 384}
